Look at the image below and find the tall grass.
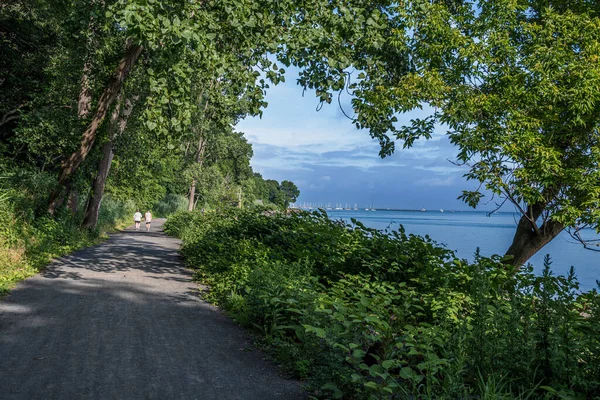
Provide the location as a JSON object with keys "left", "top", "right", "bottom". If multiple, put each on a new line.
{"left": 0, "top": 170, "right": 135, "bottom": 295}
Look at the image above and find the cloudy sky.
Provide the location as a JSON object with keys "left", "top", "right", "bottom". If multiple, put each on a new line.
{"left": 236, "top": 68, "right": 483, "bottom": 210}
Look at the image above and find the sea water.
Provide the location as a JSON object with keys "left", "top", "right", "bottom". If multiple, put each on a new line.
{"left": 325, "top": 209, "right": 600, "bottom": 291}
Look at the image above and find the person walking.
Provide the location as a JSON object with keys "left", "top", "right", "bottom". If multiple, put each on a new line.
{"left": 145, "top": 210, "right": 152, "bottom": 232}
{"left": 133, "top": 210, "right": 142, "bottom": 231}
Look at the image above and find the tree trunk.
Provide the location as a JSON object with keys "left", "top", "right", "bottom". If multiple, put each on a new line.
{"left": 78, "top": 59, "right": 93, "bottom": 119}
{"left": 48, "top": 42, "right": 143, "bottom": 214}
{"left": 188, "top": 136, "right": 206, "bottom": 211}
{"left": 188, "top": 179, "right": 197, "bottom": 212}
{"left": 63, "top": 49, "right": 93, "bottom": 216}
{"left": 504, "top": 204, "right": 565, "bottom": 267}
{"left": 51, "top": 180, "right": 71, "bottom": 212}
{"left": 187, "top": 85, "right": 214, "bottom": 212}
{"left": 67, "top": 189, "right": 79, "bottom": 215}
{"left": 82, "top": 141, "right": 114, "bottom": 229}
{"left": 82, "top": 95, "right": 136, "bottom": 229}
{"left": 78, "top": 0, "right": 101, "bottom": 119}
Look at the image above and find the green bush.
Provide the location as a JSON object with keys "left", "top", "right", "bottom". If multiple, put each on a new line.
{"left": 97, "top": 195, "right": 136, "bottom": 232}
{"left": 0, "top": 169, "right": 135, "bottom": 295}
{"left": 154, "top": 193, "right": 189, "bottom": 218}
{"left": 168, "top": 209, "right": 600, "bottom": 399}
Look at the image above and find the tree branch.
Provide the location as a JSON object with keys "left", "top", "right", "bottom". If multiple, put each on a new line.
{"left": 487, "top": 197, "right": 508, "bottom": 216}
{"left": 567, "top": 225, "right": 600, "bottom": 252}
{"left": 0, "top": 105, "right": 24, "bottom": 127}
{"left": 528, "top": 205, "right": 541, "bottom": 236}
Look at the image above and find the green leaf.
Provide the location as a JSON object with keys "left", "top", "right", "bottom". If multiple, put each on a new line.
{"left": 369, "top": 364, "right": 384, "bottom": 377}
{"left": 352, "top": 349, "right": 366, "bottom": 359}
{"left": 399, "top": 367, "right": 415, "bottom": 380}
{"left": 321, "top": 383, "right": 343, "bottom": 399}
{"left": 364, "top": 381, "right": 378, "bottom": 390}
{"left": 304, "top": 325, "right": 326, "bottom": 338}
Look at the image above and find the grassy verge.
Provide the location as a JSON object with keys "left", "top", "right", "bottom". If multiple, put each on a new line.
{"left": 166, "top": 209, "right": 600, "bottom": 399}
{"left": 0, "top": 195, "right": 134, "bottom": 296}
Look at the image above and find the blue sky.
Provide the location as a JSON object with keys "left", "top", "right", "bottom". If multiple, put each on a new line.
{"left": 236, "top": 69, "right": 483, "bottom": 210}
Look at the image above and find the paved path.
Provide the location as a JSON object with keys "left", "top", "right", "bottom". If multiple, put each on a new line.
{"left": 0, "top": 219, "right": 305, "bottom": 399}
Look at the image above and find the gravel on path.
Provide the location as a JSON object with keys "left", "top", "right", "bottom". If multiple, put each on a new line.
{"left": 0, "top": 219, "right": 306, "bottom": 400}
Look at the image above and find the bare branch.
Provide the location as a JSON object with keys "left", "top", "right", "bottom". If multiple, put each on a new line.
{"left": 486, "top": 197, "right": 508, "bottom": 216}
{"left": 0, "top": 105, "right": 24, "bottom": 127}
{"left": 337, "top": 89, "right": 354, "bottom": 121}
{"left": 567, "top": 225, "right": 600, "bottom": 252}
{"left": 500, "top": 186, "right": 530, "bottom": 221}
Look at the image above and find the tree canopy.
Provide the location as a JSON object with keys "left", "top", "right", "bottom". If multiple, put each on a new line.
{"left": 1, "top": 0, "right": 304, "bottom": 227}
{"left": 3, "top": 0, "right": 599, "bottom": 264}
{"left": 279, "top": 0, "right": 600, "bottom": 265}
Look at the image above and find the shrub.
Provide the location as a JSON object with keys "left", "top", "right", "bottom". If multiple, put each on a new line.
{"left": 154, "top": 193, "right": 189, "bottom": 218}
{"left": 168, "top": 208, "right": 600, "bottom": 399}
{"left": 97, "top": 195, "right": 136, "bottom": 232}
{"left": 0, "top": 169, "right": 134, "bottom": 294}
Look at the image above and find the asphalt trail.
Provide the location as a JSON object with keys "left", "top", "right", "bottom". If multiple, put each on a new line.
{"left": 0, "top": 219, "right": 305, "bottom": 399}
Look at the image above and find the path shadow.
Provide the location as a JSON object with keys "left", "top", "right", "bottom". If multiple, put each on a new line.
{"left": 42, "top": 231, "right": 190, "bottom": 283}
{"left": 0, "top": 277, "right": 305, "bottom": 399}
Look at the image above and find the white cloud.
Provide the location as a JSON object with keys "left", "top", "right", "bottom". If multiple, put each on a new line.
{"left": 250, "top": 142, "right": 406, "bottom": 171}
{"left": 416, "top": 176, "right": 459, "bottom": 187}
{"left": 413, "top": 165, "right": 465, "bottom": 175}
{"left": 239, "top": 119, "right": 372, "bottom": 153}
{"left": 236, "top": 69, "right": 465, "bottom": 198}
{"left": 400, "top": 146, "right": 444, "bottom": 161}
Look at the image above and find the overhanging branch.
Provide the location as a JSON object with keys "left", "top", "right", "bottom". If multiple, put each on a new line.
{"left": 567, "top": 225, "right": 600, "bottom": 253}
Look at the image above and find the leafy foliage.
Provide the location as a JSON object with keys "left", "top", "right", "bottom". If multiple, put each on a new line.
{"left": 0, "top": 166, "right": 134, "bottom": 295}
{"left": 168, "top": 209, "right": 600, "bottom": 399}
{"left": 278, "top": 0, "right": 600, "bottom": 263}
{"left": 154, "top": 193, "right": 188, "bottom": 218}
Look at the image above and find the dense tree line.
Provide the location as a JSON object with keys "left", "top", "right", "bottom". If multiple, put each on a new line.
{"left": 1, "top": 0, "right": 301, "bottom": 231}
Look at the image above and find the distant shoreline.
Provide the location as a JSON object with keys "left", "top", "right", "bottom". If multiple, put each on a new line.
{"left": 293, "top": 207, "right": 516, "bottom": 214}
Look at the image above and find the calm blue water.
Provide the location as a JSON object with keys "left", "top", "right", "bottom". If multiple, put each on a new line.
{"left": 325, "top": 209, "right": 600, "bottom": 291}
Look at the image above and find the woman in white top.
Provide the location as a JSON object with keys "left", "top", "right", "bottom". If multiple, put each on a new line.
{"left": 145, "top": 210, "right": 152, "bottom": 231}
{"left": 133, "top": 210, "right": 142, "bottom": 231}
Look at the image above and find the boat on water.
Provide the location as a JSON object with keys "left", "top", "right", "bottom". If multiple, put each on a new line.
{"left": 420, "top": 208, "right": 426, "bottom": 212}
{"left": 439, "top": 209, "right": 444, "bottom": 213}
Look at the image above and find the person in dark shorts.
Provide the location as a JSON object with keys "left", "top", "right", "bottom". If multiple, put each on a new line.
{"left": 133, "top": 210, "right": 142, "bottom": 231}
{"left": 144, "top": 210, "right": 152, "bottom": 232}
